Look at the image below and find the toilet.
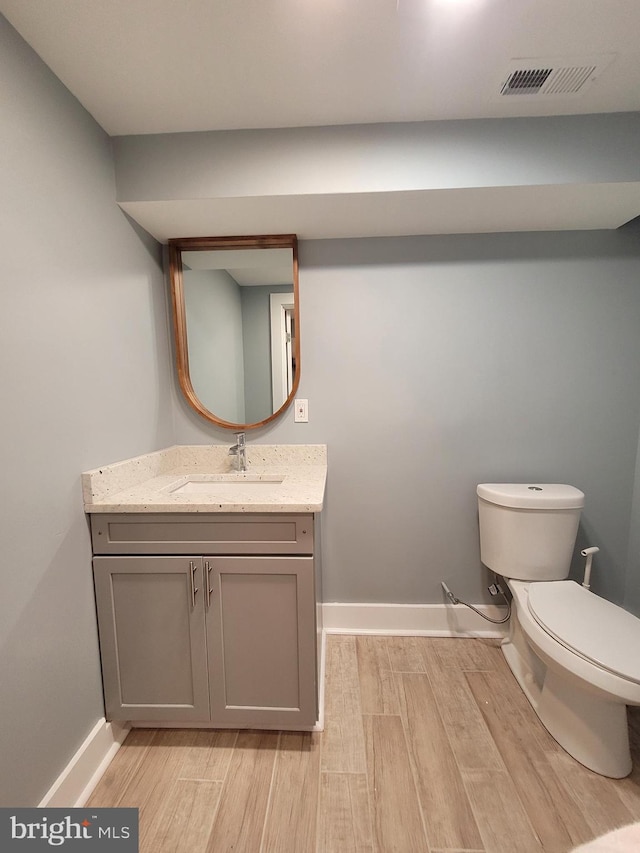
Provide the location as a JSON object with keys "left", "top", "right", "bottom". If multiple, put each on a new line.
{"left": 477, "top": 483, "right": 640, "bottom": 778}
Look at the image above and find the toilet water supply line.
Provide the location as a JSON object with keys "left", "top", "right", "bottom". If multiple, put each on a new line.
{"left": 440, "top": 578, "right": 512, "bottom": 624}
{"left": 441, "top": 546, "right": 600, "bottom": 623}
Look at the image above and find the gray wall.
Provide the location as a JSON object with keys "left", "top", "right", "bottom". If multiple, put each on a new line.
{"left": 114, "top": 113, "right": 640, "bottom": 201}
{"left": 626, "top": 419, "right": 640, "bottom": 616}
{"left": 184, "top": 268, "right": 245, "bottom": 423}
{"left": 0, "top": 16, "right": 174, "bottom": 806}
{"left": 173, "top": 229, "right": 640, "bottom": 614}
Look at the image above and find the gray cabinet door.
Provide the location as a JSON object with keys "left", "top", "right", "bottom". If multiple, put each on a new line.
{"left": 206, "top": 556, "right": 317, "bottom": 728}
{"left": 93, "top": 556, "right": 210, "bottom": 722}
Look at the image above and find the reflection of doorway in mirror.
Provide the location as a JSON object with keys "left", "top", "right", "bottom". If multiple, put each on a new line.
{"left": 285, "top": 308, "right": 296, "bottom": 395}
{"left": 271, "top": 293, "right": 295, "bottom": 411}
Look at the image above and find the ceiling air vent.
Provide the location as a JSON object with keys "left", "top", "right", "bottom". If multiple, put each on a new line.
{"left": 498, "top": 55, "right": 615, "bottom": 98}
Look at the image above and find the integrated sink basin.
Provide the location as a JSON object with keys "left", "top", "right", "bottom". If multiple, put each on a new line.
{"left": 166, "top": 474, "right": 284, "bottom": 499}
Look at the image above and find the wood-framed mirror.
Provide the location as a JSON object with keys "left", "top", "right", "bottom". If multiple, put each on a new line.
{"left": 168, "top": 234, "right": 300, "bottom": 430}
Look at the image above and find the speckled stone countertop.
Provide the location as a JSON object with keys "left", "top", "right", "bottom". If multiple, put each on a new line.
{"left": 82, "top": 445, "right": 327, "bottom": 513}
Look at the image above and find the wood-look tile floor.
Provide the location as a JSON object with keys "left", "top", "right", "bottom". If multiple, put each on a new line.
{"left": 88, "top": 635, "right": 640, "bottom": 852}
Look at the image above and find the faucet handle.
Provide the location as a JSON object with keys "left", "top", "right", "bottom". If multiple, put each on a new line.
{"left": 235, "top": 431, "right": 246, "bottom": 446}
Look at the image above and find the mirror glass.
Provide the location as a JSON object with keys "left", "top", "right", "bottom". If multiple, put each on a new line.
{"left": 168, "top": 235, "right": 300, "bottom": 429}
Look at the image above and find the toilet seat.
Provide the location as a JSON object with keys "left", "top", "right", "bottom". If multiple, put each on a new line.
{"left": 527, "top": 581, "right": 640, "bottom": 685}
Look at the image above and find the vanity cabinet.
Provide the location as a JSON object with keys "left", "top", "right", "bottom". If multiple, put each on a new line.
{"left": 91, "top": 513, "right": 318, "bottom": 730}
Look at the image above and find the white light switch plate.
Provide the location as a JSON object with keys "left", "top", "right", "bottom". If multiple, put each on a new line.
{"left": 294, "top": 399, "right": 309, "bottom": 422}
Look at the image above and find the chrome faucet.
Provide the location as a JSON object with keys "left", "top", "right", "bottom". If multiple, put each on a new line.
{"left": 228, "top": 432, "right": 247, "bottom": 472}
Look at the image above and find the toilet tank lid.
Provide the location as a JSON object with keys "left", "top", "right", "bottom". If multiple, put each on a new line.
{"left": 477, "top": 483, "right": 585, "bottom": 509}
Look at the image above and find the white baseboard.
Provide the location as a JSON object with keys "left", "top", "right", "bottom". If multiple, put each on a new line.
{"left": 322, "top": 602, "right": 508, "bottom": 637}
{"left": 38, "top": 718, "right": 130, "bottom": 808}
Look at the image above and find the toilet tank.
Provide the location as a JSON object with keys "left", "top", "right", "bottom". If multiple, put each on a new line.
{"left": 477, "top": 483, "right": 584, "bottom": 581}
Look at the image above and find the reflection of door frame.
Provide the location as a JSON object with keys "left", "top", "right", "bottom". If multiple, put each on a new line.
{"left": 270, "top": 292, "right": 295, "bottom": 410}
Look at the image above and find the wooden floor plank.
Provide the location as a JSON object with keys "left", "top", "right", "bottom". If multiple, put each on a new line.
{"left": 145, "top": 779, "right": 222, "bottom": 853}
{"left": 396, "top": 671, "right": 484, "bottom": 850}
{"left": 322, "top": 635, "right": 367, "bottom": 773}
{"left": 421, "top": 637, "right": 503, "bottom": 672}
{"left": 116, "top": 730, "right": 197, "bottom": 805}
{"left": 114, "top": 730, "right": 198, "bottom": 848}
{"left": 386, "top": 635, "right": 428, "bottom": 673}
{"left": 318, "top": 773, "right": 373, "bottom": 853}
{"left": 178, "top": 729, "right": 237, "bottom": 782}
{"left": 420, "top": 641, "right": 504, "bottom": 771}
{"left": 86, "top": 728, "right": 155, "bottom": 808}
{"left": 466, "top": 669, "right": 594, "bottom": 850}
{"left": 205, "top": 730, "right": 279, "bottom": 853}
{"left": 363, "top": 713, "right": 429, "bottom": 852}
{"left": 546, "top": 750, "right": 637, "bottom": 839}
{"left": 261, "top": 732, "right": 322, "bottom": 853}
{"left": 356, "top": 636, "right": 399, "bottom": 714}
{"left": 462, "top": 768, "right": 542, "bottom": 853}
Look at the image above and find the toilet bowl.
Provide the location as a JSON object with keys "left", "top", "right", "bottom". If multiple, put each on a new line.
{"left": 503, "top": 578, "right": 640, "bottom": 778}
{"left": 477, "top": 483, "right": 640, "bottom": 779}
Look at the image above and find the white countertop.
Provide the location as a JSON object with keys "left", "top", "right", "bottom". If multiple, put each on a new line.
{"left": 82, "top": 444, "right": 327, "bottom": 513}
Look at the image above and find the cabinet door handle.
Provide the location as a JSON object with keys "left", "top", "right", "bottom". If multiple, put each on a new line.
{"left": 205, "top": 561, "right": 213, "bottom": 608}
{"left": 189, "top": 561, "right": 198, "bottom": 607}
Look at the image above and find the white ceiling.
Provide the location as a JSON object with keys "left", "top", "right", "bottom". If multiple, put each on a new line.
{"left": 2, "top": 0, "right": 640, "bottom": 135}
{"left": 3, "top": 0, "right": 640, "bottom": 239}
